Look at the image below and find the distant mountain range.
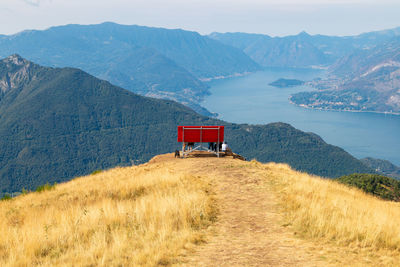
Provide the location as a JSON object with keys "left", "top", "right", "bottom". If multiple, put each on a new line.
{"left": 210, "top": 31, "right": 329, "bottom": 68}
{"left": 0, "top": 22, "right": 260, "bottom": 116}
{"left": 0, "top": 55, "right": 372, "bottom": 193}
{"left": 209, "top": 27, "right": 400, "bottom": 68}
{"left": 3, "top": 22, "right": 400, "bottom": 116}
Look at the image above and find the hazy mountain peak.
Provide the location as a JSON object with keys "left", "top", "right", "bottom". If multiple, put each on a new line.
{"left": 298, "top": 31, "right": 310, "bottom": 36}
{"left": 0, "top": 55, "right": 34, "bottom": 94}
{"left": 3, "top": 54, "right": 28, "bottom": 66}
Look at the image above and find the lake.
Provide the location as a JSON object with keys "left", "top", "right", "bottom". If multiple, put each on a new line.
{"left": 203, "top": 69, "right": 400, "bottom": 166}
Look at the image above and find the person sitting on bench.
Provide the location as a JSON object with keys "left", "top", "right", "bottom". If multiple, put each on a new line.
{"left": 188, "top": 142, "right": 195, "bottom": 150}
{"left": 222, "top": 141, "right": 228, "bottom": 152}
{"left": 208, "top": 142, "right": 215, "bottom": 151}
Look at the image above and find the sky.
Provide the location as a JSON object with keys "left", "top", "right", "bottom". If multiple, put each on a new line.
{"left": 1, "top": 0, "right": 400, "bottom": 36}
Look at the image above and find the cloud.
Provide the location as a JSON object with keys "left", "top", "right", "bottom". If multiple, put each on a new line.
{"left": 21, "top": 0, "right": 40, "bottom": 7}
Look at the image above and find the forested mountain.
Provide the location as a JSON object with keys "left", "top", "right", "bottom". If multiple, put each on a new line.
{"left": 0, "top": 55, "right": 372, "bottom": 193}
{"left": 0, "top": 22, "right": 260, "bottom": 115}
{"left": 209, "top": 27, "right": 400, "bottom": 68}
{"left": 291, "top": 36, "right": 400, "bottom": 114}
{"left": 337, "top": 173, "right": 400, "bottom": 201}
{"left": 361, "top": 157, "right": 400, "bottom": 180}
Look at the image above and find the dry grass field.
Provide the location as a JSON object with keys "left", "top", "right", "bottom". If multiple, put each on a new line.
{"left": 1, "top": 153, "right": 400, "bottom": 266}
{"left": 254, "top": 161, "right": 400, "bottom": 266}
{"left": 0, "top": 159, "right": 217, "bottom": 266}
{"left": 260, "top": 162, "right": 400, "bottom": 250}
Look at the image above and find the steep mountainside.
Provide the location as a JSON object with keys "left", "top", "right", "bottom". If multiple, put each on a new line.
{"left": 0, "top": 55, "right": 372, "bottom": 193}
{"left": 0, "top": 22, "right": 260, "bottom": 115}
{"left": 330, "top": 36, "right": 400, "bottom": 79}
{"left": 291, "top": 37, "right": 400, "bottom": 114}
{"left": 209, "top": 27, "right": 400, "bottom": 68}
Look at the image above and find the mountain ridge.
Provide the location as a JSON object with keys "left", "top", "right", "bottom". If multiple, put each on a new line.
{"left": 0, "top": 22, "right": 261, "bottom": 115}
{"left": 209, "top": 27, "right": 400, "bottom": 68}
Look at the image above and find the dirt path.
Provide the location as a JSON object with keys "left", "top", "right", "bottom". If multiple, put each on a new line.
{"left": 149, "top": 155, "right": 329, "bottom": 266}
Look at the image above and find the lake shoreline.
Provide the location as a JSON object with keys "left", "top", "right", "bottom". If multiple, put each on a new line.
{"left": 289, "top": 100, "right": 400, "bottom": 116}
{"left": 199, "top": 71, "right": 252, "bottom": 82}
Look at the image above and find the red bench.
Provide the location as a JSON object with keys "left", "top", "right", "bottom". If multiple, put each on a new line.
{"left": 177, "top": 126, "right": 224, "bottom": 157}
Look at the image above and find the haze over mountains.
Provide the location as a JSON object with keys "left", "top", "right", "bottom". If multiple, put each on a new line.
{"left": 0, "top": 55, "right": 372, "bottom": 193}
{"left": 1, "top": 22, "right": 400, "bottom": 115}
{"left": 210, "top": 27, "right": 400, "bottom": 68}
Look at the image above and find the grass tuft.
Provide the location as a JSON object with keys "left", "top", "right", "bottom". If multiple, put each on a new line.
{"left": 91, "top": 169, "right": 102, "bottom": 175}
{"left": 1, "top": 193, "right": 12, "bottom": 201}
{"left": 35, "top": 183, "right": 56, "bottom": 193}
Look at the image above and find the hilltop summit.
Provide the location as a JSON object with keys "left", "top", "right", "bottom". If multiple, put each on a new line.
{"left": 0, "top": 154, "right": 398, "bottom": 265}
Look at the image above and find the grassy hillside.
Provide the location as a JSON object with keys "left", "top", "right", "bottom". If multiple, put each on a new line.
{"left": 262, "top": 161, "right": 400, "bottom": 265}
{"left": 1, "top": 154, "right": 399, "bottom": 266}
{"left": 0, "top": 159, "right": 217, "bottom": 266}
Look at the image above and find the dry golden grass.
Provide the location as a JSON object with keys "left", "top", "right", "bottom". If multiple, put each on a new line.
{"left": 251, "top": 161, "right": 400, "bottom": 264}
{"left": 0, "top": 160, "right": 216, "bottom": 266}
{"left": 262, "top": 162, "right": 400, "bottom": 248}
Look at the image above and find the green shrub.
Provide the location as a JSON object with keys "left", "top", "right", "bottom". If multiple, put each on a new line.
{"left": 22, "top": 188, "right": 30, "bottom": 195}
{"left": 1, "top": 193, "right": 12, "bottom": 201}
{"left": 337, "top": 173, "right": 400, "bottom": 201}
{"left": 36, "top": 183, "right": 56, "bottom": 193}
{"left": 91, "top": 170, "right": 102, "bottom": 175}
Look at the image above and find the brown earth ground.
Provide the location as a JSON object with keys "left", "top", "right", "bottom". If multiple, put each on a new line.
{"left": 154, "top": 154, "right": 307, "bottom": 266}
{"left": 150, "top": 153, "right": 399, "bottom": 266}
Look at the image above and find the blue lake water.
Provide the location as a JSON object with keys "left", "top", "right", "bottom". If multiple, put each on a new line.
{"left": 203, "top": 69, "right": 400, "bottom": 166}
